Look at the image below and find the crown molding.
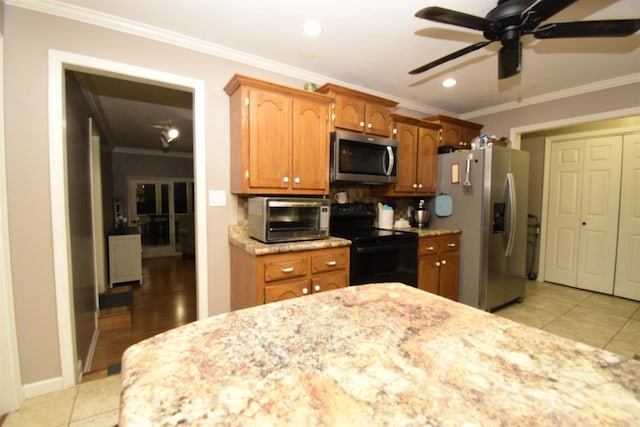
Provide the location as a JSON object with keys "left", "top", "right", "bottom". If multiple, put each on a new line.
{"left": 461, "top": 73, "right": 640, "bottom": 120}
{"left": 112, "top": 146, "right": 193, "bottom": 158}
{"left": 7, "top": 0, "right": 637, "bottom": 121}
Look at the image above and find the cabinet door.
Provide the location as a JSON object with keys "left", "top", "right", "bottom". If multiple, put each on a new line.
{"left": 416, "top": 127, "right": 438, "bottom": 195}
{"left": 265, "top": 279, "right": 310, "bottom": 303}
{"left": 439, "top": 252, "right": 459, "bottom": 301}
{"left": 418, "top": 253, "right": 440, "bottom": 295}
{"left": 248, "top": 88, "right": 292, "bottom": 189}
{"left": 391, "top": 122, "right": 419, "bottom": 194}
{"left": 461, "top": 126, "right": 481, "bottom": 148}
{"left": 440, "top": 122, "right": 462, "bottom": 147}
{"left": 365, "top": 103, "right": 392, "bottom": 137}
{"left": 312, "top": 271, "right": 348, "bottom": 293}
{"left": 333, "top": 93, "right": 366, "bottom": 132}
{"left": 292, "top": 98, "right": 329, "bottom": 192}
{"left": 109, "top": 234, "right": 142, "bottom": 286}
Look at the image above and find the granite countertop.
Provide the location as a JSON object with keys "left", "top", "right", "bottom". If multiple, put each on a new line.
{"left": 228, "top": 225, "right": 460, "bottom": 255}
{"left": 392, "top": 226, "right": 461, "bottom": 238}
{"left": 228, "top": 225, "right": 351, "bottom": 255}
{"left": 120, "top": 283, "right": 640, "bottom": 426}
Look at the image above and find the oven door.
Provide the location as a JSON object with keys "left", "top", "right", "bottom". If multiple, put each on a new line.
{"left": 350, "top": 237, "right": 418, "bottom": 287}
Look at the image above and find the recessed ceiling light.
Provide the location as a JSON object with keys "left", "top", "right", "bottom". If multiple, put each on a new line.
{"left": 442, "top": 78, "right": 457, "bottom": 88}
{"left": 303, "top": 20, "right": 323, "bottom": 36}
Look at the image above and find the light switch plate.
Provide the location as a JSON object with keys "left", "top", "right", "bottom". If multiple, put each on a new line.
{"left": 208, "top": 190, "right": 226, "bottom": 207}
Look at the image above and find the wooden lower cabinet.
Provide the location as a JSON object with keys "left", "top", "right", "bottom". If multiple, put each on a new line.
{"left": 417, "top": 234, "right": 460, "bottom": 301}
{"left": 230, "top": 245, "right": 350, "bottom": 310}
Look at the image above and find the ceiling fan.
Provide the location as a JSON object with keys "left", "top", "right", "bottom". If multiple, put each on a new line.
{"left": 152, "top": 121, "right": 180, "bottom": 150}
{"left": 409, "top": 0, "right": 640, "bottom": 79}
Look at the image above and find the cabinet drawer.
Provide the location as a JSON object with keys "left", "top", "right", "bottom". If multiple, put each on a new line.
{"left": 418, "top": 237, "right": 439, "bottom": 256}
{"left": 311, "top": 248, "right": 348, "bottom": 273}
{"left": 263, "top": 256, "right": 308, "bottom": 282}
{"left": 439, "top": 234, "right": 460, "bottom": 253}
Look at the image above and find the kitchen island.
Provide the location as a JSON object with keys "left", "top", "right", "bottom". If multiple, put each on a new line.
{"left": 120, "top": 283, "right": 640, "bottom": 426}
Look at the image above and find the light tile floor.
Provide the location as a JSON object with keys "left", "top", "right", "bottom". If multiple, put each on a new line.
{"left": 4, "top": 281, "right": 639, "bottom": 426}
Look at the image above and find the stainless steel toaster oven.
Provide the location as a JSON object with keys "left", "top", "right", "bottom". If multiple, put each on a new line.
{"left": 248, "top": 197, "right": 330, "bottom": 243}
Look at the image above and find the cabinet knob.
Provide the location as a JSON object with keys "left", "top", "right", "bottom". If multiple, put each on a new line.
{"left": 281, "top": 267, "right": 294, "bottom": 273}
{"left": 283, "top": 176, "right": 289, "bottom": 183}
{"left": 294, "top": 177, "right": 300, "bottom": 184}
{"left": 367, "top": 123, "right": 372, "bottom": 129}
{"left": 413, "top": 184, "right": 418, "bottom": 189}
{"left": 436, "top": 261, "right": 441, "bottom": 267}
{"left": 314, "top": 285, "right": 321, "bottom": 292}
{"left": 302, "top": 287, "right": 309, "bottom": 295}
{"left": 418, "top": 184, "right": 423, "bottom": 189}
{"left": 441, "top": 259, "right": 447, "bottom": 265}
{"left": 325, "top": 260, "right": 337, "bottom": 266}
{"left": 360, "top": 121, "right": 365, "bottom": 127}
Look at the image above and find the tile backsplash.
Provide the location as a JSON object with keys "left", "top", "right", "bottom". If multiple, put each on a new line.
{"left": 235, "top": 187, "right": 428, "bottom": 225}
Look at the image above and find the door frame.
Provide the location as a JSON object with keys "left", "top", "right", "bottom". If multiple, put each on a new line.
{"left": 49, "top": 50, "right": 209, "bottom": 388}
{"left": 509, "top": 106, "right": 640, "bottom": 282}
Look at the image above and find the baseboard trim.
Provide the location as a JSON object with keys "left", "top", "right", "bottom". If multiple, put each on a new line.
{"left": 84, "top": 317, "right": 100, "bottom": 373}
{"left": 23, "top": 376, "right": 64, "bottom": 398}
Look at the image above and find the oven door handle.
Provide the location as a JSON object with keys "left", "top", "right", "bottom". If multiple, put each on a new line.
{"left": 355, "top": 242, "right": 417, "bottom": 254}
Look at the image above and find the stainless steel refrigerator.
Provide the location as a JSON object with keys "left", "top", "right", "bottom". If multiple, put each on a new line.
{"left": 429, "top": 146, "right": 529, "bottom": 311}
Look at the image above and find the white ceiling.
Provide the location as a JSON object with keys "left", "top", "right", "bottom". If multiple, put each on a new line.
{"left": 50, "top": 0, "right": 640, "bottom": 151}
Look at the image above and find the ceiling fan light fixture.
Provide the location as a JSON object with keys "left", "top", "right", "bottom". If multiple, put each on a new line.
{"left": 442, "top": 78, "right": 457, "bottom": 87}
{"left": 161, "top": 125, "right": 179, "bottom": 143}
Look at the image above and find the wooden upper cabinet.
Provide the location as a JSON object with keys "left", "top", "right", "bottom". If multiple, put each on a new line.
{"left": 224, "top": 74, "right": 332, "bottom": 195}
{"left": 423, "top": 115, "right": 483, "bottom": 149}
{"left": 372, "top": 114, "right": 439, "bottom": 197}
{"left": 316, "top": 83, "right": 398, "bottom": 137}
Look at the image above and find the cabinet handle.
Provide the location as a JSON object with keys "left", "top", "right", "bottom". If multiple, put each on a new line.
{"left": 441, "top": 259, "right": 447, "bottom": 265}
{"left": 436, "top": 261, "right": 441, "bottom": 267}
{"left": 281, "top": 267, "right": 294, "bottom": 273}
{"left": 283, "top": 176, "right": 289, "bottom": 183}
{"left": 447, "top": 243, "right": 456, "bottom": 247}
{"left": 294, "top": 177, "right": 300, "bottom": 184}
{"left": 302, "top": 287, "right": 309, "bottom": 295}
{"left": 325, "top": 260, "right": 337, "bottom": 266}
{"left": 426, "top": 246, "right": 435, "bottom": 251}
{"left": 314, "top": 285, "right": 321, "bottom": 292}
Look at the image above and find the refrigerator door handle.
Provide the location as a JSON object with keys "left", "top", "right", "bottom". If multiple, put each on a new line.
{"left": 505, "top": 172, "right": 517, "bottom": 257}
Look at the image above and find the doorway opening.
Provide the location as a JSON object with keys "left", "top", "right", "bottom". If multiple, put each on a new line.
{"left": 50, "top": 50, "right": 208, "bottom": 388}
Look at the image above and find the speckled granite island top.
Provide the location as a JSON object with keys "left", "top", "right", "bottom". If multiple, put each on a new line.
{"left": 120, "top": 283, "right": 639, "bottom": 426}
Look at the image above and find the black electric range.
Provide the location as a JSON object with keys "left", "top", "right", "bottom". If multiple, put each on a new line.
{"left": 330, "top": 203, "right": 418, "bottom": 287}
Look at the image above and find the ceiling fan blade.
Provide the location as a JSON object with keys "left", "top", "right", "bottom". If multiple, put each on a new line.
{"left": 415, "top": 7, "right": 496, "bottom": 33}
{"left": 498, "top": 42, "right": 522, "bottom": 79}
{"left": 533, "top": 20, "right": 640, "bottom": 39}
{"left": 524, "top": 0, "right": 579, "bottom": 21}
{"left": 409, "top": 41, "right": 492, "bottom": 75}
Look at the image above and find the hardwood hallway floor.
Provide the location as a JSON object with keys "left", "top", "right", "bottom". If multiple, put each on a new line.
{"left": 85, "top": 255, "right": 197, "bottom": 380}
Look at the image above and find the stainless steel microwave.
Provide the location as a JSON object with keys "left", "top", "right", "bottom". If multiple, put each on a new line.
{"left": 330, "top": 130, "right": 398, "bottom": 185}
{"left": 248, "top": 197, "right": 330, "bottom": 243}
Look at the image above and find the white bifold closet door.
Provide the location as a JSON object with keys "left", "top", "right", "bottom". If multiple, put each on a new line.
{"left": 614, "top": 134, "right": 640, "bottom": 300}
{"left": 545, "top": 136, "right": 622, "bottom": 294}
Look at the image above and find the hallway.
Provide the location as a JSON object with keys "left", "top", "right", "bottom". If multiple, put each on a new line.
{"left": 85, "top": 256, "right": 197, "bottom": 379}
